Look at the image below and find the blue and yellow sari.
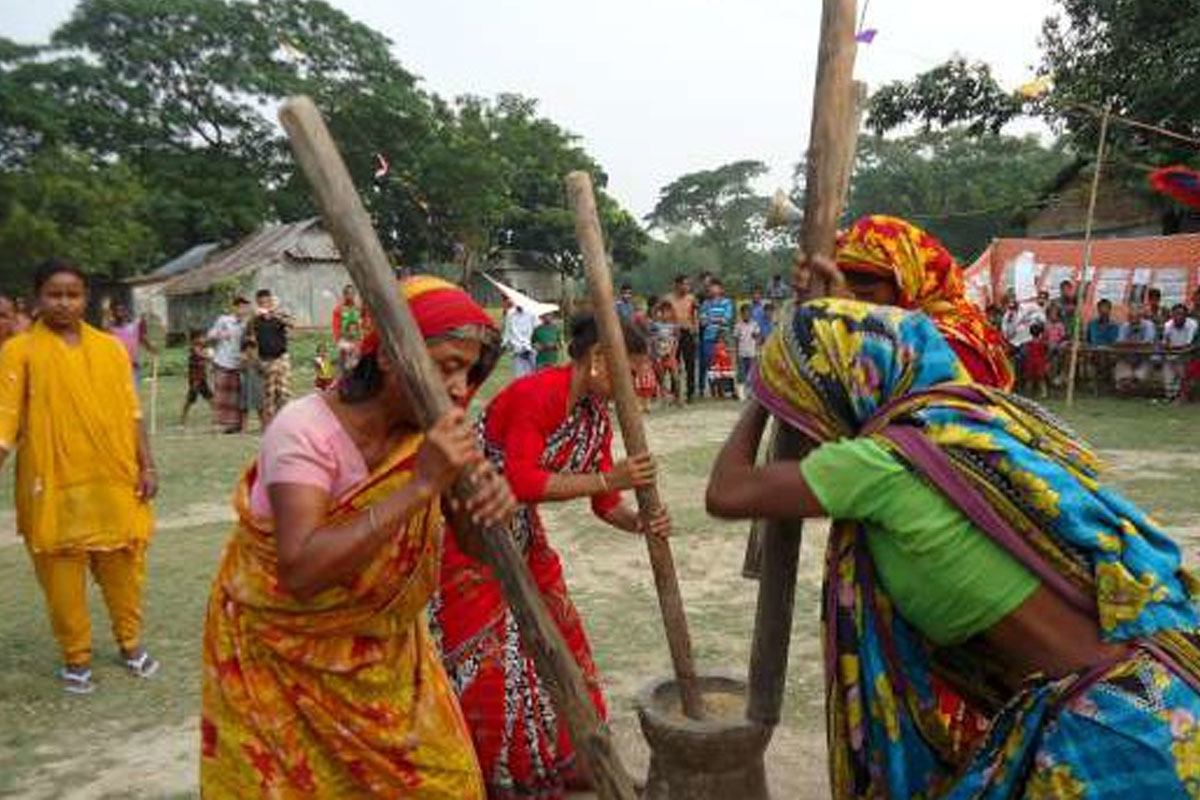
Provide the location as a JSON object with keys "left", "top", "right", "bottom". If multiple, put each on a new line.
{"left": 752, "top": 298, "right": 1200, "bottom": 799}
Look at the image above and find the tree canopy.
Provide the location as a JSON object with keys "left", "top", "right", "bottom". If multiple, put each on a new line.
{"left": 845, "top": 129, "right": 1072, "bottom": 261}
{"left": 645, "top": 160, "right": 771, "bottom": 271}
{"left": 0, "top": 0, "right": 641, "bottom": 292}
{"left": 867, "top": 0, "right": 1200, "bottom": 167}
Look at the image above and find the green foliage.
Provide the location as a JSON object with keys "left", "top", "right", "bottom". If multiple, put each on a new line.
{"left": 865, "top": 2, "right": 1200, "bottom": 189}
{"left": 0, "top": 0, "right": 645, "bottom": 284}
{"left": 1040, "top": 0, "right": 1200, "bottom": 162}
{"left": 845, "top": 129, "right": 1072, "bottom": 261}
{"left": 0, "top": 148, "right": 157, "bottom": 289}
{"left": 635, "top": 233, "right": 789, "bottom": 299}
{"left": 646, "top": 160, "right": 770, "bottom": 270}
{"left": 867, "top": 58, "right": 1023, "bottom": 137}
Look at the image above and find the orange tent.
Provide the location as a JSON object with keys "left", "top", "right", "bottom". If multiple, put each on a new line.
{"left": 965, "top": 235, "right": 1200, "bottom": 321}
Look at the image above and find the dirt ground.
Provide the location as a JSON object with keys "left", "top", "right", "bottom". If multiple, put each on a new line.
{"left": 4, "top": 399, "right": 1199, "bottom": 799}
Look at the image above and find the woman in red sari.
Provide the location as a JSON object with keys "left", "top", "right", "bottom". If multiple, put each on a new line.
{"left": 435, "top": 313, "right": 671, "bottom": 799}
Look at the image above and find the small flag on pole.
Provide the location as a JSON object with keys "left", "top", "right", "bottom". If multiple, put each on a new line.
{"left": 373, "top": 153, "right": 390, "bottom": 181}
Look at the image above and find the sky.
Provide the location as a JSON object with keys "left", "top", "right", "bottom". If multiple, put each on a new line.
{"left": 0, "top": 0, "right": 1059, "bottom": 219}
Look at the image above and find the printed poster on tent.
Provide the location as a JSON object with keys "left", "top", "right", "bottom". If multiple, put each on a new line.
{"left": 1154, "top": 268, "right": 1189, "bottom": 306}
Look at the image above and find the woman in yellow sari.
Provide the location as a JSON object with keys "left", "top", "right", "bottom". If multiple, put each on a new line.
{"left": 0, "top": 259, "right": 158, "bottom": 695}
{"left": 200, "top": 276, "right": 515, "bottom": 798}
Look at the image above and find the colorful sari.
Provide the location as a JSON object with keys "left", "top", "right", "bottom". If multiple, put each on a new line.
{"left": 434, "top": 365, "right": 617, "bottom": 799}
{"left": 201, "top": 275, "right": 498, "bottom": 798}
{"left": 837, "top": 215, "right": 1015, "bottom": 390}
{"left": 200, "top": 438, "right": 483, "bottom": 798}
{"left": 752, "top": 298, "right": 1200, "bottom": 798}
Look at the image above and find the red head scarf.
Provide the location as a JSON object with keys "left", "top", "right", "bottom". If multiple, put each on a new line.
{"left": 360, "top": 275, "right": 500, "bottom": 389}
{"left": 836, "top": 215, "right": 1015, "bottom": 389}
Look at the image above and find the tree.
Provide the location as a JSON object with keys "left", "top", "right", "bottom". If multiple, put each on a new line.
{"left": 1, "top": 0, "right": 647, "bottom": 284}
{"left": 845, "top": 129, "right": 1072, "bottom": 260}
{"left": 867, "top": 2, "right": 1200, "bottom": 165}
{"left": 0, "top": 148, "right": 157, "bottom": 289}
{"left": 645, "top": 160, "right": 769, "bottom": 269}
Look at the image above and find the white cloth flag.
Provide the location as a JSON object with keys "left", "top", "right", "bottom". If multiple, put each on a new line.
{"left": 482, "top": 272, "right": 559, "bottom": 318}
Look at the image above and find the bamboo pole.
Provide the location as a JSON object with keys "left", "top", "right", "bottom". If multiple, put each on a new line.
{"left": 747, "top": 0, "right": 859, "bottom": 728}
{"left": 149, "top": 357, "right": 160, "bottom": 436}
{"left": 279, "top": 97, "right": 636, "bottom": 800}
{"left": 565, "top": 171, "right": 704, "bottom": 721}
{"left": 742, "top": 77, "right": 867, "bottom": 583}
{"left": 1065, "top": 107, "right": 1112, "bottom": 407}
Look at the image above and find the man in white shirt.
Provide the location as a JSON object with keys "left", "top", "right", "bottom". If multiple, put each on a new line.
{"left": 206, "top": 296, "right": 251, "bottom": 433}
{"left": 1163, "top": 303, "right": 1199, "bottom": 401}
{"left": 501, "top": 297, "right": 538, "bottom": 378}
{"left": 1114, "top": 303, "right": 1158, "bottom": 393}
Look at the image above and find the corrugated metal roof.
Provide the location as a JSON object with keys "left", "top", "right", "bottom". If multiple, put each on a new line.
{"left": 127, "top": 242, "right": 220, "bottom": 286}
{"left": 163, "top": 218, "right": 339, "bottom": 296}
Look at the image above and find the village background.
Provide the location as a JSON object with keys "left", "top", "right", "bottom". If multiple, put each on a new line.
{"left": 3, "top": 0, "right": 1200, "bottom": 797}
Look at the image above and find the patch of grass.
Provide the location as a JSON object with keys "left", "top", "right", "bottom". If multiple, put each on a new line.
{"left": 1041, "top": 395, "right": 1200, "bottom": 452}
{"left": 0, "top": 379, "right": 1195, "bottom": 792}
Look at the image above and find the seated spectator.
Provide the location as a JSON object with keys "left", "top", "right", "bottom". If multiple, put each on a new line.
{"left": 1001, "top": 294, "right": 1045, "bottom": 378}
{"left": 1163, "top": 303, "right": 1199, "bottom": 403}
{"left": 1085, "top": 299, "right": 1121, "bottom": 346}
{"left": 1113, "top": 303, "right": 1158, "bottom": 393}
{"left": 1146, "top": 287, "right": 1169, "bottom": 334}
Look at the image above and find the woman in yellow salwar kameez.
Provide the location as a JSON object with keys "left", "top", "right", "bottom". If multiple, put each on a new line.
{"left": 0, "top": 259, "right": 159, "bottom": 695}
{"left": 201, "top": 276, "right": 515, "bottom": 798}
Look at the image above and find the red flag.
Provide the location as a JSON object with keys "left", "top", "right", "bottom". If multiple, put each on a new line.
{"left": 1150, "top": 165, "right": 1200, "bottom": 211}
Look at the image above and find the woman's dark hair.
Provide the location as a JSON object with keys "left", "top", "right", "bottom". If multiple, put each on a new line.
{"left": 339, "top": 352, "right": 385, "bottom": 403}
{"left": 568, "top": 313, "right": 647, "bottom": 360}
{"left": 34, "top": 259, "right": 87, "bottom": 293}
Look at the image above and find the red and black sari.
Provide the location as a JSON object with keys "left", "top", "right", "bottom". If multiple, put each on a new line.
{"left": 434, "top": 365, "right": 620, "bottom": 799}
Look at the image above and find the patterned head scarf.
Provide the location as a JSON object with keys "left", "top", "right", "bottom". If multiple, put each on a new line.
{"left": 752, "top": 298, "right": 1200, "bottom": 799}
{"left": 361, "top": 275, "right": 500, "bottom": 390}
{"left": 836, "top": 215, "right": 1015, "bottom": 389}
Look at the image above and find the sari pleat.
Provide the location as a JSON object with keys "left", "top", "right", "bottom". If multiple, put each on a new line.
{"left": 200, "top": 438, "right": 483, "bottom": 799}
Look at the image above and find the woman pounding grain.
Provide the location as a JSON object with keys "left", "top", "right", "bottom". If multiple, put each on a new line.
{"left": 435, "top": 313, "right": 671, "bottom": 799}
{"left": 201, "top": 277, "right": 514, "bottom": 798}
{"left": 827, "top": 214, "right": 1014, "bottom": 390}
{"left": 708, "top": 296, "right": 1200, "bottom": 797}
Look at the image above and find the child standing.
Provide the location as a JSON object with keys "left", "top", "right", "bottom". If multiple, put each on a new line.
{"left": 650, "top": 301, "right": 682, "bottom": 407}
{"left": 180, "top": 330, "right": 213, "bottom": 426}
{"left": 1044, "top": 302, "right": 1068, "bottom": 386}
{"left": 734, "top": 303, "right": 762, "bottom": 396}
{"left": 313, "top": 343, "right": 335, "bottom": 391}
{"left": 1022, "top": 321, "right": 1050, "bottom": 399}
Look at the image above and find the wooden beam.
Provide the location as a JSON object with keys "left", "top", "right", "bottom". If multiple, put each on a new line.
{"left": 565, "top": 170, "right": 704, "bottom": 721}
{"left": 278, "top": 96, "right": 637, "bottom": 800}
{"left": 746, "top": 0, "right": 859, "bottom": 729}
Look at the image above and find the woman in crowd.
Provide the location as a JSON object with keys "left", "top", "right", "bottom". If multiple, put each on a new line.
{"left": 201, "top": 276, "right": 514, "bottom": 798}
{"left": 708, "top": 297, "right": 1200, "bottom": 798}
{"left": 435, "top": 313, "right": 671, "bottom": 799}
{"left": 0, "top": 259, "right": 159, "bottom": 693}
{"left": 829, "top": 214, "right": 1014, "bottom": 389}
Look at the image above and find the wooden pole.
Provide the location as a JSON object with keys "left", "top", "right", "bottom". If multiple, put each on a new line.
{"left": 747, "top": 0, "right": 859, "bottom": 728}
{"left": 279, "top": 97, "right": 636, "bottom": 800}
{"left": 565, "top": 171, "right": 705, "bottom": 721}
{"left": 1065, "top": 106, "right": 1112, "bottom": 407}
{"left": 149, "top": 357, "right": 160, "bottom": 436}
{"left": 742, "top": 77, "right": 867, "bottom": 583}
